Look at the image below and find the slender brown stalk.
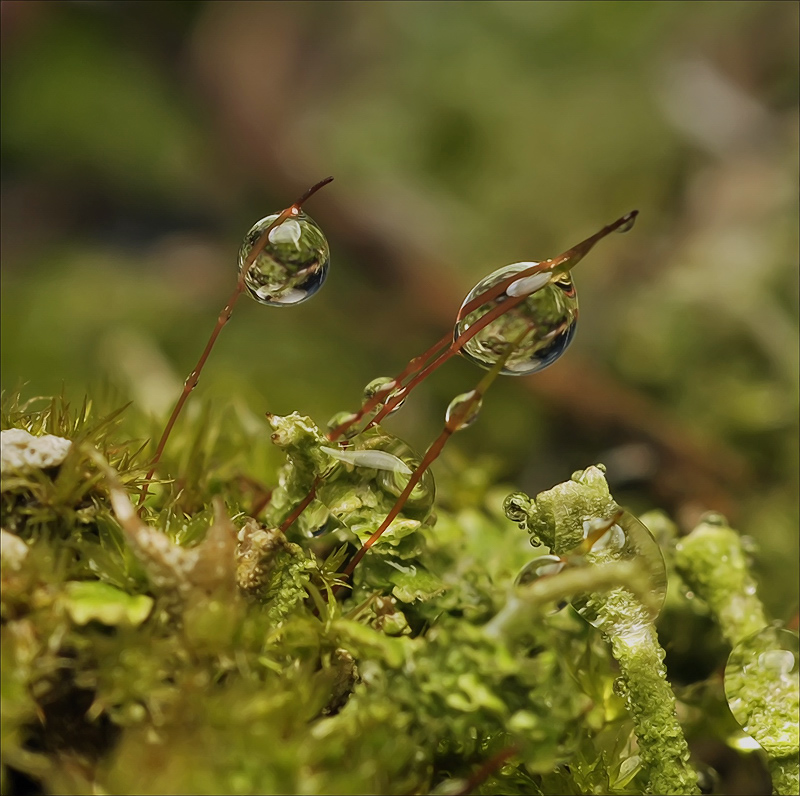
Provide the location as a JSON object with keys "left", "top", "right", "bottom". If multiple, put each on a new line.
{"left": 452, "top": 744, "right": 519, "bottom": 796}
{"left": 338, "top": 325, "right": 532, "bottom": 586}
{"left": 454, "top": 210, "right": 637, "bottom": 326}
{"left": 279, "top": 480, "right": 320, "bottom": 533}
{"left": 290, "top": 211, "right": 635, "bottom": 533}
{"left": 327, "top": 332, "right": 452, "bottom": 441}
{"left": 138, "top": 177, "right": 334, "bottom": 506}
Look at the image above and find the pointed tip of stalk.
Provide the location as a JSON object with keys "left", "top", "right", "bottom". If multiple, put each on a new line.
{"left": 294, "top": 175, "right": 335, "bottom": 209}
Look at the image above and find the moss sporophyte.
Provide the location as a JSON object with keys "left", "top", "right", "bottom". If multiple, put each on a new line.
{"left": 2, "top": 181, "right": 797, "bottom": 796}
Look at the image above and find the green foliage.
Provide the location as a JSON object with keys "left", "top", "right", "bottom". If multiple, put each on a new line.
{"left": 2, "top": 393, "right": 797, "bottom": 795}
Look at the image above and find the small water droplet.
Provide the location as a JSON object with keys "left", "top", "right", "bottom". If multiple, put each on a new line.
{"left": 515, "top": 554, "right": 568, "bottom": 614}
{"left": 616, "top": 212, "right": 637, "bottom": 233}
{"left": 239, "top": 211, "right": 329, "bottom": 307}
{"left": 700, "top": 511, "right": 728, "bottom": 527}
{"left": 445, "top": 390, "right": 483, "bottom": 432}
{"left": 695, "top": 762, "right": 720, "bottom": 795}
{"left": 326, "top": 411, "right": 360, "bottom": 439}
{"left": 612, "top": 676, "right": 627, "bottom": 698}
{"left": 363, "top": 376, "right": 405, "bottom": 414}
{"left": 455, "top": 263, "right": 578, "bottom": 377}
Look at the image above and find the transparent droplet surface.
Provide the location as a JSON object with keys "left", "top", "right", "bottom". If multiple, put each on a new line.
{"left": 363, "top": 376, "right": 405, "bottom": 414}
{"left": 570, "top": 510, "right": 667, "bottom": 628}
{"left": 616, "top": 212, "right": 637, "bottom": 233}
{"left": 238, "top": 211, "right": 329, "bottom": 307}
{"left": 296, "top": 499, "right": 342, "bottom": 539}
{"left": 445, "top": 390, "right": 482, "bottom": 432}
{"left": 514, "top": 554, "right": 568, "bottom": 614}
{"left": 455, "top": 263, "right": 578, "bottom": 376}
{"left": 326, "top": 411, "right": 360, "bottom": 439}
{"left": 358, "top": 433, "right": 435, "bottom": 519}
{"left": 724, "top": 626, "right": 799, "bottom": 757}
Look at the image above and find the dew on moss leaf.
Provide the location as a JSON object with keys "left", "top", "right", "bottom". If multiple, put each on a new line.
{"left": 455, "top": 263, "right": 578, "bottom": 376}
{"left": 238, "top": 211, "right": 330, "bottom": 306}
{"left": 616, "top": 211, "right": 637, "bottom": 233}
{"left": 571, "top": 510, "right": 667, "bottom": 627}
{"left": 724, "top": 625, "right": 799, "bottom": 758}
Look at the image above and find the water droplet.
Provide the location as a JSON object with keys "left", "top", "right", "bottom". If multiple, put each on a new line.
{"left": 239, "top": 211, "right": 329, "bottom": 307}
{"left": 725, "top": 626, "right": 799, "bottom": 757}
{"left": 359, "top": 433, "right": 435, "bottom": 519}
{"left": 514, "top": 554, "right": 567, "bottom": 614}
{"left": 297, "top": 499, "right": 342, "bottom": 539}
{"left": 363, "top": 376, "right": 405, "bottom": 414}
{"left": 455, "top": 263, "right": 578, "bottom": 376}
{"left": 326, "top": 411, "right": 360, "bottom": 439}
{"left": 444, "top": 390, "right": 482, "bottom": 432}
{"left": 612, "top": 676, "right": 628, "bottom": 698}
{"left": 571, "top": 511, "right": 668, "bottom": 627}
{"left": 616, "top": 212, "right": 637, "bottom": 233}
{"left": 700, "top": 511, "right": 728, "bottom": 527}
{"left": 503, "top": 492, "right": 531, "bottom": 527}
{"left": 695, "top": 763, "right": 720, "bottom": 795}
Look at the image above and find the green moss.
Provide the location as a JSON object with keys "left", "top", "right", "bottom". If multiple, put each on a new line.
{"left": 0, "top": 396, "right": 796, "bottom": 794}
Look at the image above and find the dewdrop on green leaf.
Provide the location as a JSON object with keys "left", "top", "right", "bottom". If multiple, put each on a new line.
{"left": 724, "top": 626, "right": 799, "bottom": 758}
{"left": 238, "top": 211, "right": 330, "bottom": 306}
{"left": 570, "top": 510, "right": 667, "bottom": 628}
{"left": 363, "top": 376, "right": 405, "bottom": 414}
{"left": 454, "top": 263, "right": 578, "bottom": 376}
{"left": 444, "top": 390, "right": 483, "bottom": 431}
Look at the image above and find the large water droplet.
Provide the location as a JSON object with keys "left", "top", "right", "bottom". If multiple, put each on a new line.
{"left": 455, "top": 263, "right": 578, "bottom": 376}
{"left": 571, "top": 510, "right": 667, "bottom": 628}
{"left": 724, "top": 626, "right": 799, "bottom": 757}
{"left": 359, "top": 433, "right": 435, "bottom": 519}
{"left": 515, "top": 554, "right": 568, "bottom": 614}
{"left": 239, "top": 211, "right": 330, "bottom": 306}
{"left": 363, "top": 376, "right": 405, "bottom": 415}
{"left": 444, "top": 390, "right": 483, "bottom": 432}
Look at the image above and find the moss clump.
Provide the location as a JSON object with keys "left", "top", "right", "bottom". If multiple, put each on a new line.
{"left": 1, "top": 394, "right": 795, "bottom": 794}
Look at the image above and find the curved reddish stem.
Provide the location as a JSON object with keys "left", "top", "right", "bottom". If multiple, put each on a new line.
{"left": 138, "top": 177, "right": 334, "bottom": 506}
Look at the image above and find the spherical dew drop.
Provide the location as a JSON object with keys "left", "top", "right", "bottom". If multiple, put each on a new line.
{"left": 239, "top": 211, "right": 330, "bottom": 307}
{"left": 363, "top": 376, "right": 405, "bottom": 414}
{"left": 455, "top": 263, "right": 578, "bottom": 377}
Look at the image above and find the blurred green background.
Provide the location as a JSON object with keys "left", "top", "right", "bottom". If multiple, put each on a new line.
{"left": 1, "top": 1, "right": 797, "bottom": 616}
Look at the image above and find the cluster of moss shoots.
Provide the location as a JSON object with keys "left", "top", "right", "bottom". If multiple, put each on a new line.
{"left": 1, "top": 179, "right": 798, "bottom": 795}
